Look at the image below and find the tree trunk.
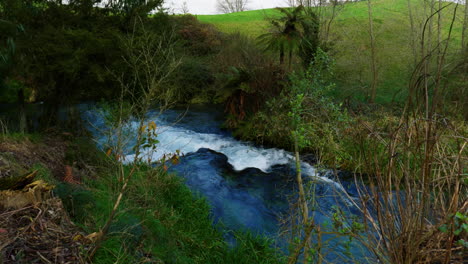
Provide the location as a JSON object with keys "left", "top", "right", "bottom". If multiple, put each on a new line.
{"left": 324, "top": 1, "right": 338, "bottom": 44}
{"left": 289, "top": 49, "right": 293, "bottom": 70}
{"left": 367, "top": 0, "right": 378, "bottom": 103}
{"left": 437, "top": 0, "right": 442, "bottom": 57}
{"left": 293, "top": 137, "right": 310, "bottom": 263}
{"left": 462, "top": 0, "right": 468, "bottom": 51}
{"left": 18, "top": 88, "right": 27, "bottom": 133}
{"left": 287, "top": 221, "right": 315, "bottom": 264}
{"left": 280, "top": 44, "right": 285, "bottom": 65}
{"left": 407, "top": 0, "right": 417, "bottom": 66}
{"left": 294, "top": 138, "right": 308, "bottom": 223}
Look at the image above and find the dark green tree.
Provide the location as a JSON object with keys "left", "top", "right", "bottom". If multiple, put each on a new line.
{"left": 0, "top": 18, "right": 27, "bottom": 132}
{"left": 298, "top": 10, "right": 319, "bottom": 68}
{"left": 0, "top": 19, "right": 20, "bottom": 88}
{"left": 259, "top": 5, "right": 319, "bottom": 69}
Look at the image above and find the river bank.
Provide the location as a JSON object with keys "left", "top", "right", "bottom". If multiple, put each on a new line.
{"left": 1, "top": 101, "right": 466, "bottom": 263}
{"left": 0, "top": 132, "right": 284, "bottom": 263}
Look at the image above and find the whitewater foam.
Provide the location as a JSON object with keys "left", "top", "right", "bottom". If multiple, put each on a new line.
{"left": 85, "top": 109, "right": 345, "bottom": 186}
{"left": 125, "top": 118, "right": 293, "bottom": 172}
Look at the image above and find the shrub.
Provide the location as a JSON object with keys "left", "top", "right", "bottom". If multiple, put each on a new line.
{"left": 235, "top": 49, "right": 349, "bottom": 164}
{"left": 214, "top": 33, "right": 285, "bottom": 126}
{"left": 172, "top": 57, "right": 215, "bottom": 102}
{"left": 175, "top": 15, "right": 223, "bottom": 56}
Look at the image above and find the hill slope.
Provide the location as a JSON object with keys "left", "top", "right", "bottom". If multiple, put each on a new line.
{"left": 198, "top": 0, "right": 465, "bottom": 104}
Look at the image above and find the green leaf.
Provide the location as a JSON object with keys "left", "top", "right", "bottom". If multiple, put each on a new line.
{"left": 456, "top": 239, "right": 468, "bottom": 248}
{"left": 439, "top": 224, "right": 448, "bottom": 233}
{"left": 455, "top": 212, "right": 467, "bottom": 222}
{"left": 461, "top": 223, "right": 468, "bottom": 232}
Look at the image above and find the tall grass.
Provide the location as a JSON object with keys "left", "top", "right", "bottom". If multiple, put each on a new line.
{"left": 347, "top": 4, "right": 468, "bottom": 262}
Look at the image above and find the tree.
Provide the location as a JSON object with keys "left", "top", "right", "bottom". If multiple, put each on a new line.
{"left": 366, "top": 0, "right": 378, "bottom": 103}
{"left": 259, "top": 5, "right": 319, "bottom": 69}
{"left": 180, "top": 1, "right": 189, "bottom": 14}
{"left": 298, "top": 11, "right": 320, "bottom": 68}
{"left": 259, "top": 6, "right": 304, "bottom": 67}
{"left": 0, "top": 19, "right": 27, "bottom": 132}
{"left": 270, "top": 50, "right": 348, "bottom": 264}
{"left": 462, "top": 0, "right": 468, "bottom": 51}
{"left": 216, "top": 0, "right": 249, "bottom": 14}
{"left": 102, "top": 0, "right": 164, "bottom": 16}
{"left": 88, "top": 18, "right": 181, "bottom": 259}
{"left": 0, "top": 20, "right": 18, "bottom": 86}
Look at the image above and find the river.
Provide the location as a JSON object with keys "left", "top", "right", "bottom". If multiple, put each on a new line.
{"left": 82, "top": 104, "right": 371, "bottom": 263}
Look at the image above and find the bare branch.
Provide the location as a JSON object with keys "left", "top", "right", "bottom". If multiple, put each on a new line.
{"left": 216, "top": 0, "right": 249, "bottom": 14}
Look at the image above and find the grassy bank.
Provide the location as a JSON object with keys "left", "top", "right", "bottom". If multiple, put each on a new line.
{"left": 0, "top": 134, "right": 284, "bottom": 263}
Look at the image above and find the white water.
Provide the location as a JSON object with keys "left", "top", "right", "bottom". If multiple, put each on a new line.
{"left": 83, "top": 106, "right": 346, "bottom": 187}
{"left": 128, "top": 123, "right": 293, "bottom": 172}
{"left": 109, "top": 112, "right": 348, "bottom": 188}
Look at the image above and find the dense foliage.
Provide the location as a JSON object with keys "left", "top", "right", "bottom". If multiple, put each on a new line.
{"left": 0, "top": 0, "right": 166, "bottom": 104}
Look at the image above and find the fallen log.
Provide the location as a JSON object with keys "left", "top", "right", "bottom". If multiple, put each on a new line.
{"left": 0, "top": 170, "right": 38, "bottom": 191}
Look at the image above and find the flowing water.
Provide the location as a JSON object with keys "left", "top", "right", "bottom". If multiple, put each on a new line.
{"left": 82, "top": 104, "right": 371, "bottom": 263}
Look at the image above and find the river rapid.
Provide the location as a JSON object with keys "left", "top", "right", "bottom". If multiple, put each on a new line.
{"left": 82, "top": 104, "right": 371, "bottom": 263}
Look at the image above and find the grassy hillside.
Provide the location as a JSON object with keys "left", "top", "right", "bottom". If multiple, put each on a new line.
{"left": 197, "top": 9, "right": 277, "bottom": 36}
{"left": 198, "top": 0, "right": 465, "bottom": 105}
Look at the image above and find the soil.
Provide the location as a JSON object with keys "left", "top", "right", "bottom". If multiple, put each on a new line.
{"left": 0, "top": 136, "right": 68, "bottom": 179}
{"left": 0, "top": 197, "right": 90, "bottom": 264}
{"left": 0, "top": 135, "right": 90, "bottom": 263}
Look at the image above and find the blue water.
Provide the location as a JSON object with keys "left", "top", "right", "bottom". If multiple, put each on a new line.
{"left": 82, "top": 104, "right": 372, "bottom": 263}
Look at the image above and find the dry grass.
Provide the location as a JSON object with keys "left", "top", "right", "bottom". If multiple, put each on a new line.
{"left": 0, "top": 135, "right": 68, "bottom": 180}
{"left": 0, "top": 196, "right": 90, "bottom": 264}
{"left": 352, "top": 115, "right": 467, "bottom": 263}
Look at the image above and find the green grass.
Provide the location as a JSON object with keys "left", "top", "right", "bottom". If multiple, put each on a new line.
{"left": 32, "top": 163, "right": 59, "bottom": 184}
{"left": 0, "top": 132, "right": 43, "bottom": 143}
{"left": 57, "top": 138, "right": 284, "bottom": 264}
{"left": 197, "top": 9, "right": 279, "bottom": 36}
{"left": 198, "top": 0, "right": 465, "bottom": 105}
{"left": 197, "top": 0, "right": 464, "bottom": 40}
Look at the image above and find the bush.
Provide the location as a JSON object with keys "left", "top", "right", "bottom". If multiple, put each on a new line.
{"left": 172, "top": 57, "right": 215, "bottom": 102}
{"left": 175, "top": 15, "right": 223, "bottom": 56}
{"left": 214, "top": 33, "right": 285, "bottom": 126}
{"left": 235, "top": 50, "right": 350, "bottom": 165}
